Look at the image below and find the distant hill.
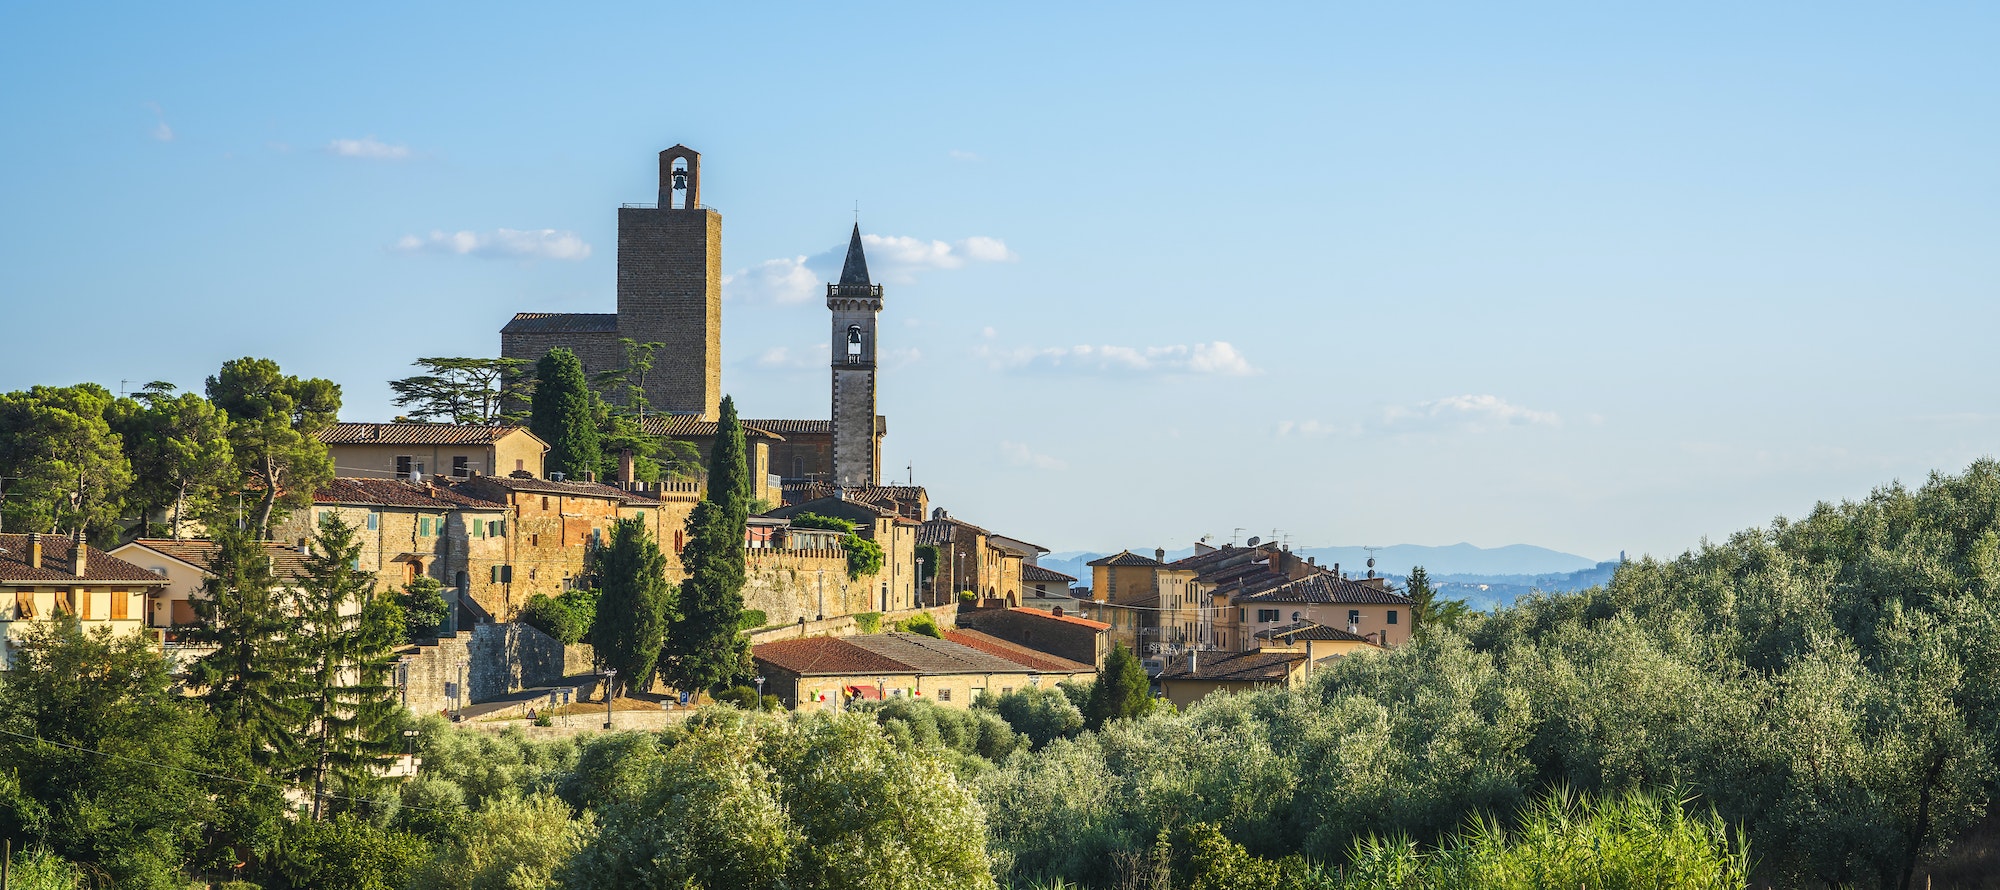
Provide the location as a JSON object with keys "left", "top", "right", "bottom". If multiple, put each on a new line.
{"left": 1040, "top": 542, "right": 1601, "bottom": 584}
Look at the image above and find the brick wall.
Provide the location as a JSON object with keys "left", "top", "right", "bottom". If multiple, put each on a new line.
{"left": 616, "top": 208, "right": 721, "bottom": 419}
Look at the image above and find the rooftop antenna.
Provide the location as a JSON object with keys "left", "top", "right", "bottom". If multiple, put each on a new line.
{"left": 1231, "top": 527, "right": 1245, "bottom": 546}
{"left": 119, "top": 379, "right": 131, "bottom": 398}
{"left": 907, "top": 462, "right": 913, "bottom": 485}
{"left": 1363, "top": 545, "right": 1383, "bottom": 579}
{"left": 854, "top": 200, "right": 860, "bottom": 223}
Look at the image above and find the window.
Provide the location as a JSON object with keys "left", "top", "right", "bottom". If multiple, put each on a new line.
{"left": 674, "top": 530, "right": 684, "bottom": 551}
{"left": 78, "top": 591, "right": 92, "bottom": 619}
{"left": 1256, "top": 609, "right": 1280, "bottom": 623}
{"left": 452, "top": 456, "right": 469, "bottom": 477}
{"left": 1348, "top": 609, "right": 1361, "bottom": 626}
{"left": 473, "top": 521, "right": 485, "bottom": 539}
{"left": 1387, "top": 610, "right": 1399, "bottom": 625}
{"left": 420, "top": 517, "right": 433, "bottom": 536}
{"left": 366, "top": 512, "right": 379, "bottom": 530}
{"left": 15, "top": 590, "right": 34, "bottom": 619}
{"left": 492, "top": 520, "right": 505, "bottom": 537}
{"left": 396, "top": 456, "right": 413, "bottom": 479}
{"left": 530, "top": 534, "right": 539, "bottom": 547}
{"left": 111, "top": 591, "right": 128, "bottom": 620}
{"left": 541, "top": 496, "right": 550, "bottom": 510}
{"left": 1001, "top": 687, "right": 1013, "bottom": 696}
{"left": 1239, "top": 608, "right": 1246, "bottom": 622}
{"left": 491, "top": 565, "right": 514, "bottom": 583}
{"left": 937, "top": 688, "right": 952, "bottom": 702}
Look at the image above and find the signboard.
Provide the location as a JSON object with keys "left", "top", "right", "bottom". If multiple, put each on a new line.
{"left": 444, "top": 682, "right": 459, "bottom": 699}
{"left": 678, "top": 691, "right": 691, "bottom": 705}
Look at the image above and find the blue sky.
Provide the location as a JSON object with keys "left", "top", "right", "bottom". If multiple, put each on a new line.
{"left": 3, "top": 3, "right": 1997, "bottom": 562}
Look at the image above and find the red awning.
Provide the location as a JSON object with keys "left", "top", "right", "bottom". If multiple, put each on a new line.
{"left": 844, "top": 685, "right": 882, "bottom": 700}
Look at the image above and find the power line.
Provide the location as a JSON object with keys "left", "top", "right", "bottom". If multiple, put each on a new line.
{"left": 0, "top": 726, "right": 449, "bottom": 813}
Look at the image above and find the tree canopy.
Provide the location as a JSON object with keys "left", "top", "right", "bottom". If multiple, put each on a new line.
{"left": 206, "top": 357, "right": 340, "bottom": 538}
{"left": 388, "top": 356, "right": 530, "bottom": 424}
{"left": 660, "top": 396, "right": 751, "bottom": 693}
{"left": 528, "top": 349, "right": 601, "bottom": 482}
{"left": 590, "top": 518, "right": 674, "bottom": 698}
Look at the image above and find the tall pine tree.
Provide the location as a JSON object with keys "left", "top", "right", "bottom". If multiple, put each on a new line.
{"left": 529, "top": 348, "right": 601, "bottom": 481}
{"left": 185, "top": 524, "right": 307, "bottom": 777}
{"left": 589, "top": 518, "right": 673, "bottom": 699}
{"left": 293, "top": 515, "right": 404, "bottom": 819}
{"left": 659, "top": 395, "right": 751, "bottom": 692}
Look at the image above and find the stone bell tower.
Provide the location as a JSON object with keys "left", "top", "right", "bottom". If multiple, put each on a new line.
{"left": 829, "top": 224, "right": 882, "bottom": 486}
{"left": 614, "top": 144, "right": 722, "bottom": 419}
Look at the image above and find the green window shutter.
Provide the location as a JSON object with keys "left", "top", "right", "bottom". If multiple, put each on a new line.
{"left": 473, "top": 519, "right": 484, "bottom": 538}
{"left": 496, "top": 521, "right": 506, "bottom": 537}
{"left": 490, "top": 565, "right": 500, "bottom": 583}
{"left": 366, "top": 512, "right": 379, "bottom": 530}
{"left": 419, "top": 517, "right": 430, "bottom": 536}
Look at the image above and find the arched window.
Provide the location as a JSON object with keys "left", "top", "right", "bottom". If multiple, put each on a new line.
{"left": 846, "top": 326, "right": 863, "bottom": 364}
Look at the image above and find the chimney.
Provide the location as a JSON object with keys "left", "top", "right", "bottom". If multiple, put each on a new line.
{"left": 1154, "top": 548, "right": 1166, "bottom": 563}
{"left": 619, "top": 449, "right": 636, "bottom": 484}
{"left": 1307, "top": 556, "right": 1316, "bottom": 566}
{"left": 69, "top": 530, "right": 87, "bottom": 576}
{"left": 26, "top": 533, "right": 41, "bottom": 569}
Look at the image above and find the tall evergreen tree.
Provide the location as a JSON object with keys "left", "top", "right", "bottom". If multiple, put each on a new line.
{"left": 0, "top": 383, "right": 134, "bottom": 538}
{"left": 293, "top": 516, "right": 404, "bottom": 819}
{"left": 206, "top": 357, "right": 341, "bottom": 538}
{"left": 529, "top": 348, "right": 601, "bottom": 481}
{"left": 184, "top": 524, "right": 307, "bottom": 778}
{"left": 660, "top": 396, "right": 751, "bottom": 692}
{"left": 590, "top": 518, "right": 673, "bottom": 699}
{"left": 1084, "top": 642, "right": 1154, "bottom": 731}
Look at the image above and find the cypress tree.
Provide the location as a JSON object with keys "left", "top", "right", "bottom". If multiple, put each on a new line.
{"left": 185, "top": 524, "right": 308, "bottom": 777}
{"left": 294, "top": 515, "right": 404, "bottom": 819}
{"left": 590, "top": 518, "right": 673, "bottom": 698}
{"left": 1084, "top": 643, "right": 1154, "bottom": 731}
{"left": 529, "top": 348, "right": 601, "bottom": 480}
{"left": 660, "top": 396, "right": 751, "bottom": 692}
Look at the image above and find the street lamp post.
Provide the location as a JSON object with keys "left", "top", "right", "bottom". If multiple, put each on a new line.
{"left": 602, "top": 668, "right": 617, "bottom": 730}
{"left": 816, "top": 570, "right": 825, "bottom": 621}
{"left": 453, "top": 658, "right": 467, "bottom": 722}
{"left": 754, "top": 675, "right": 767, "bottom": 710}
{"left": 916, "top": 557, "right": 925, "bottom": 607}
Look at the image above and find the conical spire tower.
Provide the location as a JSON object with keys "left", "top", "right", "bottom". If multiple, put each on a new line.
{"left": 828, "top": 223, "right": 884, "bottom": 486}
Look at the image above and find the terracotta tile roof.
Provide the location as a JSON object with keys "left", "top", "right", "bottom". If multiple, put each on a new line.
{"left": 843, "top": 633, "right": 1036, "bottom": 674}
{"left": 0, "top": 535, "right": 169, "bottom": 585}
{"left": 943, "top": 629, "right": 1094, "bottom": 673}
{"left": 120, "top": 538, "right": 314, "bottom": 581}
{"left": 753, "top": 636, "right": 910, "bottom": 676}
{"left": 318, "top": 422, "right": 533, "bottom": 447}
{"left": 739, "top": 418, "right": 830, "bottom": 435}
{"left": 500, "top": 312, "right": 617, "bottom": 334}
{"left": 315, "top": 478, "right": 503, "bottom": 509}
{"left": 1157, "top": 649, "right": 1305, "bottom": 683}
{"left": 1235, "top": 573, "right": 1414, "bottom": 606}
{"left": 918, "top": 515, "right": 995, "bottom": 545}
{"left": 1166, "top": 543, "right": 1275, "bottom": 571}
{"left": 449, "top": 474, "right": 656, "bottom": 504}
{"left": 1020, "top": 564, "right": 1076, "bottom": 584}
{"left": 1030, "top": 607, "right": 1110, "bottom": 630}
{"left": 1088, "top": 550, "right": 1161, "bottom": 567}
{"left": 637, "top": 415, "right": 785, "bottom": 441}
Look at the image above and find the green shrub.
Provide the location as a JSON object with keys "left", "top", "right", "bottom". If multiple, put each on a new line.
{"left": 843, "top": 533, "right": 885, "bottom": 579}
{"left": 519, "top": 587, "right": 597, "bottom": 645}
{"left": 958, "top": 590, "right": 977, "bottom": 604}
{"left": 714, "top": 686, "right": 762, "bottom": 710}
{"left": 980, "top": 685, "right": 1084, "bottom": 749}
{"left": 7, "top": 845, "right": 86, "bottom": 890}
{"left": 400, "top": 576, "right": 452, "bottom": 641}
{"left": 737, "top": 609, "right": 769, "bottom": 630}
{"left": 269, "top": 814, "right": 429, "bottom": 890}
{"left": 894, "top": 610, "right": 944, "bottom": 638}
{"left": 853, "top": 612, "right": 883, "bottom": 633}
{"left": 787, "top": 512, "right": 856, "bottom": 533}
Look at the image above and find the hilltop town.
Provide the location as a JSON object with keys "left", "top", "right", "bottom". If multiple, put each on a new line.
{"left": 0, "top": 145, "right": 1419, "bottom": 727}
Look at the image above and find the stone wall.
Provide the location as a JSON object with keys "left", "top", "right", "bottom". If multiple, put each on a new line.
{"left": 396, "top": 622, "right": 589, "bottom": 716}
{"left": 742, "top": 550, "right": 871, "bottom": 627}
{"left": 500, "top": 329, "right": 625, "bottom": 394}
{"left": 746, "top": 602, "right": 958, "bottom": 646}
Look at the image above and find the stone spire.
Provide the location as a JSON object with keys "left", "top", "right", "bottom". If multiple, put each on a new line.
{"left": 838, "top": 223, "right": 871, "bottom": 288}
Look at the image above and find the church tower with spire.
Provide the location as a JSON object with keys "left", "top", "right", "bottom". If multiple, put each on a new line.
{"left": 828, "top": 224, "right": 883, "bottom": 486}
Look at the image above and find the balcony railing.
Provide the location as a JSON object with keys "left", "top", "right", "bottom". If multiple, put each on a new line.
{"left": 827, "top": 283, "right": 884, "bottom": 298}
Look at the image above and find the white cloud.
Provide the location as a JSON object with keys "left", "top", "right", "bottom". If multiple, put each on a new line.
{"left": 752, "top": 343, "right": 830, "bottom": 370}
{"left": 1280, "top": 394, "right": 1560, "bottom": 439}
{"left": 723, "top": 232, "right": 1016, "bottom": 302}
{"left": 979, "top": 341, "right": 1259, "bottom": 376}
{"left": 722, "top": 255, "right": 820, "bottom": 305}
{"left": 1387, "top": 394, "right": 1560, "bottom": 428}
{"left": 949, "top": 149, "right": 981, "bottom": 161}
{"left": 1001, "top": 441, "right": 1068, "bottom": 471}
{"left": 328, "top": 136, "right": 411, "bottom": 160}
{"left": 146, "top": 103, "right": 173, "bottom": 142}
{"left": 392, "top": 228, "right": 591, "bottom": 261}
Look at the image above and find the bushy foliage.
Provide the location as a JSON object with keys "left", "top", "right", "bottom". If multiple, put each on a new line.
{"left": 567, "top": 709, "right": 996, "bottom": 890}
{"left": 268, "top": 814, "right": 429, "bottom": 890}
{"left": 5, "top": 845, "right": 88, "bottom": 890}
{"left": 853, "top": 611, "right": 883, "bottom": 633}
{"left": 398, "top": 576, "right": 450, "bottom": 642}
{"left": 1083, "top": 642, "right": 1155, "bottom": 730}
{"left": 414, "top": 791, "right": 593, "bottom": 890}
{"left": 894, "top": 609, "right": 945, "bottom": 638}
{"left": 980, "top": 685, "right": 1085, "bottom": 749}
{"left": 519, "top": 586, "right": 596, "bottom": 645}
{"left": 863, "top": 698, "right": 1026, "bottom": 778}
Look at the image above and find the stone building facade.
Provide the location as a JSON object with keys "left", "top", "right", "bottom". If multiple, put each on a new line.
{"left": 272, "top": 478, "right": 507, "bottom": 627}
{"left": 318, "top": 423, "right": 548, "bottom": 481}
{"left": 501, "top": 145, "right": 721, "bottom": 419}
{"left": 496, "top": 145, "right": 887, "bottom": 487}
